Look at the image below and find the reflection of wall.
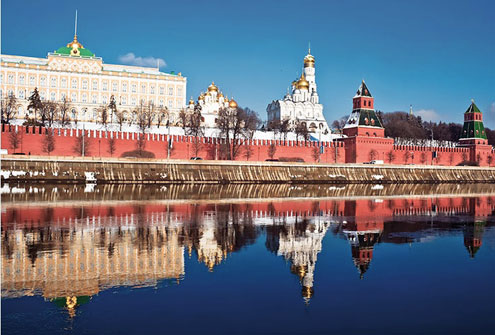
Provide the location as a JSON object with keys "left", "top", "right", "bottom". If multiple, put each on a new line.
{"left": 1, "top": 221, "right": 184, "bottom": 299}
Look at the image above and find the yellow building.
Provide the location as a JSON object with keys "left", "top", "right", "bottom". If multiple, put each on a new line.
{"left": 0, "top": 31, "right": 187, "bottom": 124}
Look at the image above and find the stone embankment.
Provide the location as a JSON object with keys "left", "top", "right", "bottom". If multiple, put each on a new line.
{"left": 1, "top": 155, "right": 495, "bottom": 184}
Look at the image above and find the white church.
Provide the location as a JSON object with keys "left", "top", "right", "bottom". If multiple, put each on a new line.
{"left": 266, "top": 49, "right": 331, "bottom": 138}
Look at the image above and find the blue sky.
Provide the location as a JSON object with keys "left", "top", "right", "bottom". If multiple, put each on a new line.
{"left": 2, "top": 0, "right": 494, "bottom": 128}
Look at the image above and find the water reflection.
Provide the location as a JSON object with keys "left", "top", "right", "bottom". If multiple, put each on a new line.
{"left": 3, "top": 187, "right": 494, "bottom": 319}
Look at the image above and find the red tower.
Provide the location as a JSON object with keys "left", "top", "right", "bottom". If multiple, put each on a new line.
{"left": 341, "top": 81, "right": 394, "bottom": 163}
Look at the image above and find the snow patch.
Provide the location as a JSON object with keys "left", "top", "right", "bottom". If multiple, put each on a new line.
{"left": 84, "top": 183, "right": 96, "bottom": 193}
{"left": 85, "top": 172, "right": 97, "bottom": 182}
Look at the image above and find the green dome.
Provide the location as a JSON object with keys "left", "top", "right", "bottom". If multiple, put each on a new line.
{"left": 54, "top": 36, "right": 95, "bottom": 57}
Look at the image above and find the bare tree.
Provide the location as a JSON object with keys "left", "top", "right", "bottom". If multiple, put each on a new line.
{"left": 58, "top": 97, "right": 71, "bottom": 127}
{"left": 108, "top": 136, "right": 116, "bottom": 156}
{"left": 73, "top": 130, "right": 91, "bottom": 156}
{"left": 115, "top": 109, "right": 125, "bottom": 131}
{"left": 216, "top": 106, "right": 260, "bottom": 160}
{"left": 420, "top": 152, "right": 427, "bottom": 164}
{"left": 144, "top": 102, "right": 156, "bottom": 129}
{"left": 179, "top": 108, "right": 189, "bottom": 134}
{"left": 294, "top": 120, "right": 309, "bottom": 142}
{"left": 404, "top": 151, "right": 411, "bottom": 164}
{"left": 156, "top": 107, "right": 168, "bottom": 128}
{"left": 476, "top": 153, "right": 482, "bottom": 164}
{"left": 43, "top": 101, "right": 58, "bottom": 127}
{"left": 98, "top": 105, "right": 109, "bottom": 128}
{"left": 312, "top": 146, "right": 320, "bottom": 162}
{"left": 1, "top": 94, "right": 19, "bottom": 124}
{"left": 387, "top": 150, "right": 395, "bottom": 163}
{"left": 268, "top": 142, "right": 277, "bottom": 159}
{"left": 134, "top": 101, "right": 148, "bottom": 156}
{"left": 8, "top": 130, "right": 22, "bottom": 153}
{"left": 38, "top": 100, "right": 53, "bottom": 126}
{"left": 243, "top": 145, "right": 254, "bottom": 161}
{"left": 279, "top": 118, "right": 291, "bottom": 142}
{"left": 187, "top": 105, "right": 205, "bottom": 157}
{"left": 42, "top": 129, "right": 55, "bottom": 155}
{"left": 487, "top": 155, "right": 493, "bottom": 167}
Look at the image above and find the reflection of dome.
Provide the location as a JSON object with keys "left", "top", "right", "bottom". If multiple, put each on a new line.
{"left": 229, "top": 98, "right": 238, "bottom": 109}
{"left": 208, "top": 81, "right": 218, "bottom": 92}
{"left": 296, "top": 74, "right": 309, "bottom": 90}
{"left": 302, "top": 286, "right": 314, "bottom": 299}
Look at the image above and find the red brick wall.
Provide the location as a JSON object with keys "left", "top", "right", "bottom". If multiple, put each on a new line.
{"left": 1, "top": 126, "right": 346, "bottom": 163}
{"left": 2, "top": 125, "right": 493, "bottom": 166}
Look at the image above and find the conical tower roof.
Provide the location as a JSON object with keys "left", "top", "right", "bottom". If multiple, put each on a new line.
{"left": 355, "top": 80, "right": 372, "bottom": 97}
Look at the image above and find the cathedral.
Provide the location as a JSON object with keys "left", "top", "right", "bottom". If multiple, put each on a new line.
{"left": 266, "top": 49, "right": 331, "bottom": 137}
{"left": 187, "top": 81, "right": 238, "bottom": 128}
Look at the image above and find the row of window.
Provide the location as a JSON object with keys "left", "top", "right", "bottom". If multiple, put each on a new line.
{"left": 1, "top": 89, "right": 181, "bottom": 108}
{"left": 1, "top": 73, "right": 183, "bottom": 96}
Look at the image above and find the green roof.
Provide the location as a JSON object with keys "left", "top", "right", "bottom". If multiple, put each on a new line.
{"left": 460, "top": 102, "right": 487, "bottom": 139}
{"left": 358, "top": 109, "right": 383, "bottom": 127}
{"left": 465, "top": 101, "right": 481, "bottom": 114}
{"left": 55, "top": 46, "right": 95, "bottom": 57}
{"left": 461, "top": 120, "right": 487, "bottom": 139}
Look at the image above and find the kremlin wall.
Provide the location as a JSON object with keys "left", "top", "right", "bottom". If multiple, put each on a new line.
{"left": 1, "top": 31, "right": 494, "bottom": 168}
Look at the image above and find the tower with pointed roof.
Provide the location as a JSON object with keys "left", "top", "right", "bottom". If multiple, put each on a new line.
{"left": 340, "top": 81, "right": 394, "bottom": 163}
{"left": 459, "top": 100, "right": 492, "bottom": 164}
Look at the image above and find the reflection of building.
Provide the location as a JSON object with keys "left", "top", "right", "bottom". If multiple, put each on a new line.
{"left": 2, "top": 221, "right": 184, "bottom": 316}
{"left": 342, "top": 200, "right": 384, "bottom": 279}
{"left": 266, "top": 216, "right": 330, "bottom": 303}
{"left": 463, "top": 221, "right": 485, "bottom": 258}
{"left": 1, "top": 23, "right": 186, "bottom": 124}
{"left": 187, "top": 82, "right": 238, "bottom": 128}
{"left": 266, "top": 49, "right": 330, "bottom": 136}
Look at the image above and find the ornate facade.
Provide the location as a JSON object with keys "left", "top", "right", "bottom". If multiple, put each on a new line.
{"left": 266, "top": 49, "right": 330, "bottom": 136}
{"left": 0, "top": 32, "right": 187, "bottom": 125}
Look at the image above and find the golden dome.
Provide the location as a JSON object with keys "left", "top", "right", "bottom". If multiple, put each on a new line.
{"left": 296, "top": 73, "right": 309, "bottom": 90}
{"left": 218, "top": 91, "right": 224, "bottom": 98}
{"left": 188, "top": 97, "right": 195, "bottom": 105}
{"left": 207, "top": 81, "right": 218, "bottom": 92}
{"left": 304, "top": 49, "right": 315, "bottom": 67}
{"left": 229, "top": 98, "right": 238, "bottom": 109}
{"left": 198, "top": 93, "right": 205, "bottom": 101}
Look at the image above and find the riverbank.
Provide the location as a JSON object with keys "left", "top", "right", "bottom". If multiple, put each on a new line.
{"left": 1, "top": 155, "right": 495, "bottom": 184}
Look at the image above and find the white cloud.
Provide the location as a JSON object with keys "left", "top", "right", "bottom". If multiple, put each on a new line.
{"left": 118, "top": 52, "right": 166, "bottom": 68}
{"left": 415, "top": 109, "right": 441, "bottom": 122}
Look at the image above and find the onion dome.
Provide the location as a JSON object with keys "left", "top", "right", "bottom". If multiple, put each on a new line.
{"left": 208, "top": 81, "right": 218, "bottom": 92}
{"left": 304, "top": 49, "right": 315, "bottom": 68}
{"left": 296, "top": 73, "right": 309, "bottom": 90}
{"left": 229, "top": 98, "right": 238, "bottom": 109}
{"left": 218, "top": 91, "right": 224, "bottom": 98}
{"left": 188, "top": 97, "right": 195, "bottom": 105}
{"left": 198, "top": 92, "right": 205, "bottom": 101}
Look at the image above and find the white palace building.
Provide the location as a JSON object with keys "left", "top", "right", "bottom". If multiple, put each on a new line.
{"left": 0, "top": 28, "right": 187, "bottom": 125}
{"left": 266, "top": 49, "right": 331, "bottom": 137}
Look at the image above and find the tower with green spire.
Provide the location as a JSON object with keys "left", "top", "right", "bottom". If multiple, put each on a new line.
{"left": 459, "top": 100, "right": 492, "bottom": 165}
{"left": 459, "top": 100, "right": 488, "bottom": 145}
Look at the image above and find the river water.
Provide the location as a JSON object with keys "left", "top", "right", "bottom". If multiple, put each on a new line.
{"left": 2, "top": 183, "right": 495, "bottom": 334}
